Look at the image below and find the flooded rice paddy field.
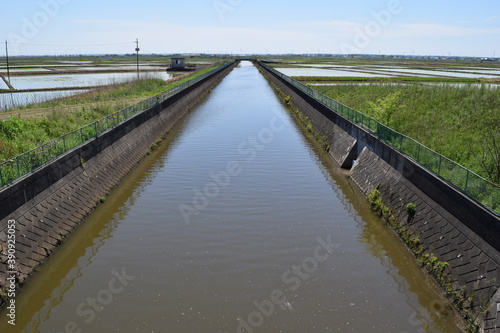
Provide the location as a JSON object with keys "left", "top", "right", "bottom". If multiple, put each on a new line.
{"left": 0, "top": 59, "right": 187, "bottom": 110}
{"left": 273, "top": 58, "right": 500, "bottom": 80}
{"left": 274, "top": 67, "right": 394, "bottom": 78}
{"left": 5, "top": 72, "right": 172, "bottom": 90}
{"left": 1, "top": 57, "right": 499, "bottom": 111}
{"left": 0, "top": 59, "right": 176, "bottom": 90}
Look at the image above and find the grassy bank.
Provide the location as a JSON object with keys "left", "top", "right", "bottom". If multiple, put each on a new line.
{"left": 0, "top": 64, "right": 223, "bottom": 163}
{"left": 311, "top": 83, "right": 500, "bottom": 184}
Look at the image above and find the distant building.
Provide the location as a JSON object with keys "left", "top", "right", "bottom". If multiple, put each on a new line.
{"left": 170, "top": 57, "right": 186, "bottom": 70}
{"left": 481, "top": 58, "right": 497, "bottom": 63}
{"left": 167, "top": 57, "right": 197, "bottom": 71}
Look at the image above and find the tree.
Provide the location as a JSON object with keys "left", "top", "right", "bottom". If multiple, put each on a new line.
{"left": 366, "top": 91, "right": 404, "bottom": 128}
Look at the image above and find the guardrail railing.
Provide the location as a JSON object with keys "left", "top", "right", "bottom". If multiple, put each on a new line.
{"left": 259, "top": 62, "right": 499, "bottom": 215}
{"left": 0, "top": 61, "right": 235, "bottom": 189}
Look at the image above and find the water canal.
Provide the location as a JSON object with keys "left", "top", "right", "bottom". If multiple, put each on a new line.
{"left": 0, "top": 62, "right": 464, "bottom": 332}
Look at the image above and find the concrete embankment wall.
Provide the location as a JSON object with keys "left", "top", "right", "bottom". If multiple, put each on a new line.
{"left": 256, "top": 61, "right": 500, "bottom": 332}
{"left": 0, "top": 63, "right": 236, "bottom": 292}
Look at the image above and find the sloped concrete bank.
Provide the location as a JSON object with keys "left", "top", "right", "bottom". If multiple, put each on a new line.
{"left": 0, "top": 62, "right": 236, "bottom": 300}
{"left": 256, "top": 61, "right": 500, "bottom": 332}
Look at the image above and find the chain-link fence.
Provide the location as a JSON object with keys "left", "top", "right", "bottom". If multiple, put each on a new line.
{"left": 260, "top": 62, "right": 499, "bottom": 215}
{"left": 0, "top": 61, "right": 234, "bottom": 189}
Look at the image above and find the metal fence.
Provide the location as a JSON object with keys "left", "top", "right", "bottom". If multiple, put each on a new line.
{"left": 0, "top": 61, "right": 235, "bottom": 189}
{"left": 260, "top": 62, "right": 500, "bottom": 215}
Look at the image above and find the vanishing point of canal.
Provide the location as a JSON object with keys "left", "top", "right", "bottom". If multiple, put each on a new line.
{"left": 0, "top": 62, "right": 464, "bottom": 332}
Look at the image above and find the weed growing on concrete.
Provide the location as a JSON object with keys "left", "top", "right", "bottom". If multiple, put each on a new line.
{"left": 406, "top": 202, "right": 416, "bottom": 223}
{"left": 480, "top": 300, "right": 491, "bottom": 317}
{"left": 146, "top": 138, "right": 163, "bottom": 156}
{"left": 366, "top": 186, "right": 482, "bottom": 332}
{"left": 0, "top": 287, "right": 8, "bottom": 306}
{"left": 56, "top": 232, "right": 64, "bottom": 245}
{"left": 284, "top": 95, "right": 291, "bottom": 105}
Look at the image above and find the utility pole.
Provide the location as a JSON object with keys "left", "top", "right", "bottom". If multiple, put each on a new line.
{"left": 135, "top": 38, "right": 140, "bottom": 80}
{"left": 5, "top": 40, "right": 10, "bottom": 84}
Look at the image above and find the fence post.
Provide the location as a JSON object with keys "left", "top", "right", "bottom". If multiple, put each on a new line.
{"left": 0, "top": 167, "right": 3, "bottom": 187}
{"left": 464, "top": 170, "right": 470, "bottom": 193}
{"left": 437, "top": 155, "right": 443, "bottom": 176}
{"left": 16, "top": 157, "right": 21, "bottom": 179}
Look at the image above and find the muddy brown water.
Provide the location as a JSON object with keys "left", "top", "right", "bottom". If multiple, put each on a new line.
{"left": 0, "top": 62, "right": 464, "bottom": 332}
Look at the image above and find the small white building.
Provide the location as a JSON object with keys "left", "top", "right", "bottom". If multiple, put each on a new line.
{"left": 170, "top": 57, "right": 186, "bottom": 70}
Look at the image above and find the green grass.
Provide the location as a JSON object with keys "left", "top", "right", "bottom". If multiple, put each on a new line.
{"left": 32, "top": 77, "right": 169, "bottom": 109}
{"left": 0, "top": 105, "right": 116, "bottom": 162}
{"left": 311, "top": 83, "right": 500, "bottom": 184}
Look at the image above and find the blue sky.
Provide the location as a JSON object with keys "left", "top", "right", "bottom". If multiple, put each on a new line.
{"left": 2, "top": 0, "right": 499, "bottom": 56}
